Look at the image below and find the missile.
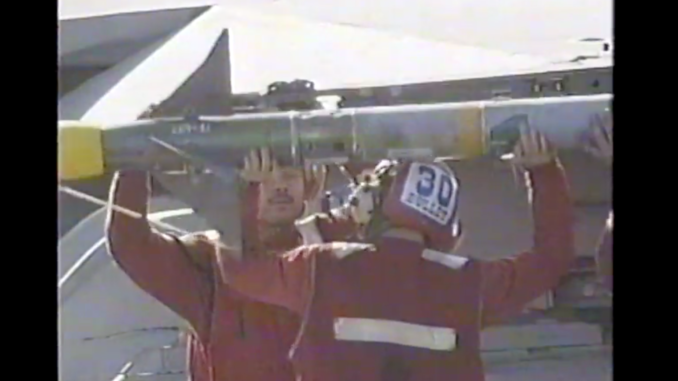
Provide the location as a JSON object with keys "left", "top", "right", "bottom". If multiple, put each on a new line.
{"left": 58, "top": 94, "right": 611, "bottom": 247}
{"left": 58, "top": 94, "right": 611, "bottom": 181}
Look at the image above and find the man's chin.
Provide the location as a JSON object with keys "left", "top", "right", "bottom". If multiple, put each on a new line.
{"left": 261, "top": 207, "right": 299, "bottom": 224}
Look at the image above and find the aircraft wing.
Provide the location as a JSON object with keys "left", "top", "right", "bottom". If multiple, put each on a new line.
{"left": 59, "top": 2, "right": 611, "bottom": 121}
{"left": 60, "top": 0, "right": 612, "bottom": 60}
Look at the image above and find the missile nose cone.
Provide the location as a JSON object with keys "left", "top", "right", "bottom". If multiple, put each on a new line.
{"left": 58, "top": 121, "right": 105, "bottom": 181}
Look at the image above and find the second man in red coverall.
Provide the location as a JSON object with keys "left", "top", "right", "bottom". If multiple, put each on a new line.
{"left": 105, "top": 149, "right": 355, "bottom": 381}
{"left": 216, "top": 129, "right": 576, "bottom": 381}
{"left": 585, "top": 111, "right": 613, "bottom": 293}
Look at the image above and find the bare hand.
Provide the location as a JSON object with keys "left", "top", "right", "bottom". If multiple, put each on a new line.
{"left": 301, "top": 164, "right": 328, "bottom": 216}
{"left": 509, "top": 127, "right": 556, "bottom": 168}
{"left": 240, "top": 148, "right": 278, "bottom": 182}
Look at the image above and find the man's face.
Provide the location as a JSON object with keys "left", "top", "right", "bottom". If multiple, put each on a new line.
{"left": 257, "top": 168, "right": 305, "bottom": 224}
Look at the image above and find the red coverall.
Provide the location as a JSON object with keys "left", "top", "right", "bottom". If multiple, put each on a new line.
{"left": 218, "top": 162, "right": 575, "bottom": 381}
{"left": 596, "top": 212, "right": 613, "bottom": 292}
{"left": 106, "top": 171, "right": 353, "bottom": 381}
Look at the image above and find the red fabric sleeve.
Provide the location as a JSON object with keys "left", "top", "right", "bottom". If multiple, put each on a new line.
{"left": 479, "top": 161, "right": 575, "bottom": 325}
{"left": 596, "top": 212, "right": 613, "bottom": 291}
{"left": 105, "top": 171, "right": 214, "bottom": 338}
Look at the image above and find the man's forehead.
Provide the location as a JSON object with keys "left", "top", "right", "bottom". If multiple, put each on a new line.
{"left": 259, "top": 167, "right": 303, "bottom": 183}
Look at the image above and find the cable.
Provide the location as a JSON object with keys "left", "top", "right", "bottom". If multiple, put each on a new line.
{"left": 58, "top": 185, "right": 189, "bottom": 235}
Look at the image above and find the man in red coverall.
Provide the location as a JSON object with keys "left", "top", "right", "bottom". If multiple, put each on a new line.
{"left": 105, "top": 148, "right": 355, "bottom": 381}
{"left": 585, "top": 112, "right": 613, "bottom": 293}
{"left": 216, "top": 128, "right": 575, "bottom": 381}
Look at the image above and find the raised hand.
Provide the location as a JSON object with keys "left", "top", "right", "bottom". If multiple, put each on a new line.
{"left": 508, "top": 127, "right": 556, "bottom": 168}
{"left": 240, "top": 148, "right": 279, "bottom": 183}
{"left": 301, "top": 164, "right": 328, "bottom": 216}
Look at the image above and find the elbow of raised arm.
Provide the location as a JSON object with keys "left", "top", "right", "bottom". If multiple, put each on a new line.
{"left": 106, "top": 229, "right": 135, "bottom": 267}
{"left": 105, "top": 215, "right": 151, "bottom": 265}
{"left": 534, "top": 226, "right": 576, "bottom": 271}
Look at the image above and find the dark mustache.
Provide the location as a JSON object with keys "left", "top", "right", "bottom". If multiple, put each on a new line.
{"left": 267, "top": 191, "right": 295, "bottom": 205}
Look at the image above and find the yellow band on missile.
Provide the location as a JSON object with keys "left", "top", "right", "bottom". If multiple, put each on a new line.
{"left": 58, "top": 121, "right": 105, "bottom": 181}
{"left": 456, "top": 105, "right": 486, "bottom": 159}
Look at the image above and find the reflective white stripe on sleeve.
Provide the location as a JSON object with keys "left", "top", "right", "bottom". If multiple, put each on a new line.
{"left": 422, "top": 249, "right": 469, "bottom": 270}
{"left": 334, "top": 317, "right": 457, "bottom": 351}
{"left": 329, "top": 242, "right": 375, "bottom": 259}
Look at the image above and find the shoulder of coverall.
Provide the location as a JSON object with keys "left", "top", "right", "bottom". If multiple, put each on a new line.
{"left": 329, "top": 242, "right": 475, "bottom": 268}
{"left": 290, "top": 238, "right": 473, "bottom": 267}
{"left": 174, "top": 232, "right": 220, "bottom": 273}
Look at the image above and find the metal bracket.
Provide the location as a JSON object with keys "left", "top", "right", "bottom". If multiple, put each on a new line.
{"left": 263, "top": 79, "right": 319, "bottom": 111}
{"left": 487, "top": 114, "right": 529, "bottom": 158}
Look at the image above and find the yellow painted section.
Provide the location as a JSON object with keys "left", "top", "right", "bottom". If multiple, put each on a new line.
{"left": 58, "top": 121, "right": 104, "bottom": 180}
{"left": 455, "top": 105, "right": 486, "bottom": 158}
